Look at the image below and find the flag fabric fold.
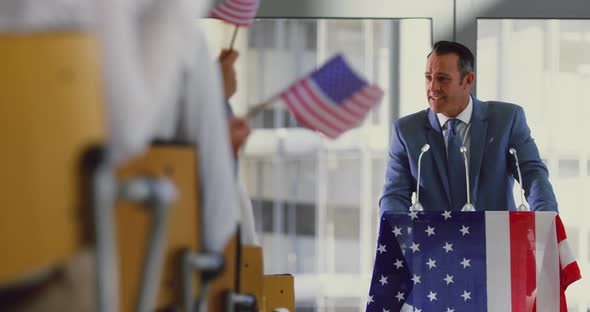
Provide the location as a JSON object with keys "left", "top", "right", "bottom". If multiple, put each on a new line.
{"left": 279, "top": 54, "right": 384, "bottom": 139}
{"left": 210, "top": 0, "right": 260, "bottom": 26}
{"left": 367, "top": 211, "right": 581, "bottom": 312}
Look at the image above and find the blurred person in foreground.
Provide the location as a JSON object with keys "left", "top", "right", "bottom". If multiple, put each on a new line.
{"left": 0, "top": 0, "right": 240, "bottom": 311}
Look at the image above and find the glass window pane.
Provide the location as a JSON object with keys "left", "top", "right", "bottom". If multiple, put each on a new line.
{"left": 202, "top": 17, "right": 431, "bottom": 310}
{"left": 399, "top": 19, "right": 433, "bottom": 117}
{"left": 478, "top": 19, "right": 590, "bottom": 309}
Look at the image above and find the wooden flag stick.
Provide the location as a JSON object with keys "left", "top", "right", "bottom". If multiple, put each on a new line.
{"left": 228, "top": 25, "right": 239, "bottom": 50}
{"left": 245, "top": 96, "right": 278, "bottom": 119}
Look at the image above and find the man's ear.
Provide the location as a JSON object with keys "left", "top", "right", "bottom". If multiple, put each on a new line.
{"left": 463, "top": 72, "right": 475, "bottom": 89}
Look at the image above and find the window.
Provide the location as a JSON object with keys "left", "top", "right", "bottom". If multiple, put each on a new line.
{"left": 202, "top": 17, "right": 431, "bottom": 310}
{"left": 478, "top": 19, "right": 590, "bottom": 306}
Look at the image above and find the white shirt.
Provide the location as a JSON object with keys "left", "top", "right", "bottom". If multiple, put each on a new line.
{"left": 437, "top": 95, "right": 473, "bottom": 159}
{"left": 98, "top": 0, "right": 240, "bottom": 253}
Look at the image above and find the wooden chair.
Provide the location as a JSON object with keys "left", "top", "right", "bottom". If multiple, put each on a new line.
{"left": 115, "top": 144, "right": 202, "bottom": 311}
{"left": 0, "top": 31, "right": 106, "bottom": 307}
{"left": 205, "top": 234, "right": 240, "bottom": 312}
{"left": 239, "top": 246, "right": 264, "bottom": 309}
{"left": 0, "top": 31, "right": 251, "bottom": 312}
{"left": 263, "top": 275, "right": 295, "bottom": 312}
{"left": 116, "top": 144, "right": 252, "bottom": 312}
{"left": 238, "top": 246, "right": 295, "bottom": 312}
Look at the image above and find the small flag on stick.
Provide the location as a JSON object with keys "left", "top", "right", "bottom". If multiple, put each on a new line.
{"left": 279, "top": 54, "right": 384, "bottom": 139}
{"left": 211, "top": 0, "right": 260, "bottom": 49}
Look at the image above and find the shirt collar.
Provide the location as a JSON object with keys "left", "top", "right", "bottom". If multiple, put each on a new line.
{"left": 437, "top": 95, "right": 473, "bottom": 128}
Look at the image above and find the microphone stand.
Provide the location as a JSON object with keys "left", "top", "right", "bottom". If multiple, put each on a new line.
{"left": 410, "top": 144, "right": 430, "bottom": 211}
{"left": 460, "top": 146, "right": 475, "bottom": 211}
{"left": 509, "top": 148, "right": 529, "bottom": 211}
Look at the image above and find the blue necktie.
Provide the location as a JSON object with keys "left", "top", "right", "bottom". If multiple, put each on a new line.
{"left": 446, "top": 119, "right": 467, "bottom": 210}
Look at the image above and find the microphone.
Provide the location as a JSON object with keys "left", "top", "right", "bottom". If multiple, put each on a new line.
{"left": 410, "top": 144, "right": 430, "bottom": 211}
{"left": 460, "top": 146, "right": 475, "bottom": 211}
{"left": 509, "top": 148, "right": 529, "bottom": 211}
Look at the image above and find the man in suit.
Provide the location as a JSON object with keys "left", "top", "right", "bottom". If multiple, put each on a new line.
{"left": 380, "top": 40, "right": 558, "bottom": 213}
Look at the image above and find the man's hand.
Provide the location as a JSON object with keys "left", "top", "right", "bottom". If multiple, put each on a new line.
{"left": 218, "top": 49, "right": 239, "bottom": 100}
{"left": 228, "top": 117, "right": 251, "bottom": 158}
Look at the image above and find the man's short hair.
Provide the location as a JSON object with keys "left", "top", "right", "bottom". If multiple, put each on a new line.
{"left": 428, "top": 41, "right": 474, "bottom": 78}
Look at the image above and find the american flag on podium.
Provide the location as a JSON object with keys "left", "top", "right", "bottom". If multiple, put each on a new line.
{"left": 367, "top": 211, "right": 581, "bottom": 312}
{"left": 210, "top": 0, "right": 260, "bottom": 26}
{"left": 279, "top": 54, "right": 384, "bottom": 139}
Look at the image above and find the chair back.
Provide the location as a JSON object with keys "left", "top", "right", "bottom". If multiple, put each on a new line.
{"left": 115, "top": 144, "right": 201, "bottom": 311}
{"left": 0, "top": 32, "right": 105, "bottom": 286}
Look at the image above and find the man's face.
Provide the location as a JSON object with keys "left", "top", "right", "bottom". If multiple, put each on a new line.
{"left": 425, "top": 53, "right": 474, "bottom": 117}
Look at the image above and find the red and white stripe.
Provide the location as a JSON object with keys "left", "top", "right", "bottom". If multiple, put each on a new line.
{"left": 485, "top": 212, "right": 581, "bottom": 312}
{"left": 210, "top": 0, "right": 260, "bottom": 26}
{"left": 281, "top": 78, "right": 383, "bottom": 138}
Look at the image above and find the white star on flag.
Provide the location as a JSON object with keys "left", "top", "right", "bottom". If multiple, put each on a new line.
{"left": 461, "top": 290, "right": 471, "bottom": 301}
{"left": 427, "top": 291, "right": 437, "bottom": 302}
{"left": 441, "top": 211, "right": 452, "bottom": 220}
{"left": 409, "top": 211, "right": 419, "bottom": 220}
{"left": 425, "top": 226, "right": 435, "bottom": 236}
{"left": 426, "top": 258, "right": 436, "bottom": 269}
{"left": 409, "top": 242, "right": 420, "bottom": 253}
{"left": 383, "top": 309, "right": 390, "bottom": 312}
{"left": 414, "top": 309, "right": 422, "bottom": 312}
{"left": 393, "top": 258, "right": 403, "bottom": 269}
{"left": 459, "top": 225, "right": 470, "bottom": 236}
{"left": 446, "top": 308, "right": 454, "bottom": 312}
{"left": 379, "top": 275, "right": 388, "bottom": 286}
{"left": 377, "top": 244, "right": 387, "bottom": 254}
{"left": 460, "top": 257, "right": 471, "bottom": 268}
{"left": 395, "top": 291, "right": 405, "bottom": 302}
{"left": 443, "top": 242, "right": 453, "bottom": 253}
{"left": 367, "top": 295, "right": 374, "bottom": 305}
{"left": 443, "top": 274, "right": 454, "bottom": 285}
{"left": 392, "top": 226, "right": 402, "bottom": 236}
{"left": 411, "top": 274, "right": 421, "bottom": 284}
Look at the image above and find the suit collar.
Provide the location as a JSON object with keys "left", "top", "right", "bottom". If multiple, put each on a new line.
{"left": 425, "top": 107, "right": 450, "bottom": 208}
{"left": 468, "top": 97, "right": 488, "bottom": 205}
{"left": 427, "top": 108, "right": 442, "bottom": 132}
{"left": 470, "top": 96, "right": 488, "bottom": 122}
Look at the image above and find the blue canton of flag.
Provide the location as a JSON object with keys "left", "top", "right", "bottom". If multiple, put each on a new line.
{"left": 367, "top": 211, "right": 487, "bottom": 312}
{"left": 310, "top": 55, "right": 367, "bottom": 104}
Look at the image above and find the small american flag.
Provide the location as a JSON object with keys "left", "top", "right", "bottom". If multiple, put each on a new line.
{"left": 367, "top": 211, "right": 581, "bottom": 312}
{"left": 210, "top": 0, "right": 260, "bottom": 26}
{"left": 280, "top": 54, "right": 384, "bottom": 139}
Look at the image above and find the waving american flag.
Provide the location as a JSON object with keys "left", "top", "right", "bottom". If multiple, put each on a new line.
{"left": 210, "top": 0, "right": 260, "bottom": 26}
{"left": 280, "top": 54, "right": 384, "bottom": 139}
{"left": 367, "top": 211, "right": 581, "bottom": 312}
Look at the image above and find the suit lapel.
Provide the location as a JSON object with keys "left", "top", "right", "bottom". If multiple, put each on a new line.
{"left": 426, "top": 110, "right": 452, "bottom": 208}
{"left": 468, "top": 98, "right": 488, "bottom": 202}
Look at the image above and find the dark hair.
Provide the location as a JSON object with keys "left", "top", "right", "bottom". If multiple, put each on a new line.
{"left": 428, "top": 41, "right": 474, "bottom": 78}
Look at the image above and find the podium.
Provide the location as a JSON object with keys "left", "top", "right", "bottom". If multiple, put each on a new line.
{"left": 366, "top": 211, "right": 581, "bottom": 312}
